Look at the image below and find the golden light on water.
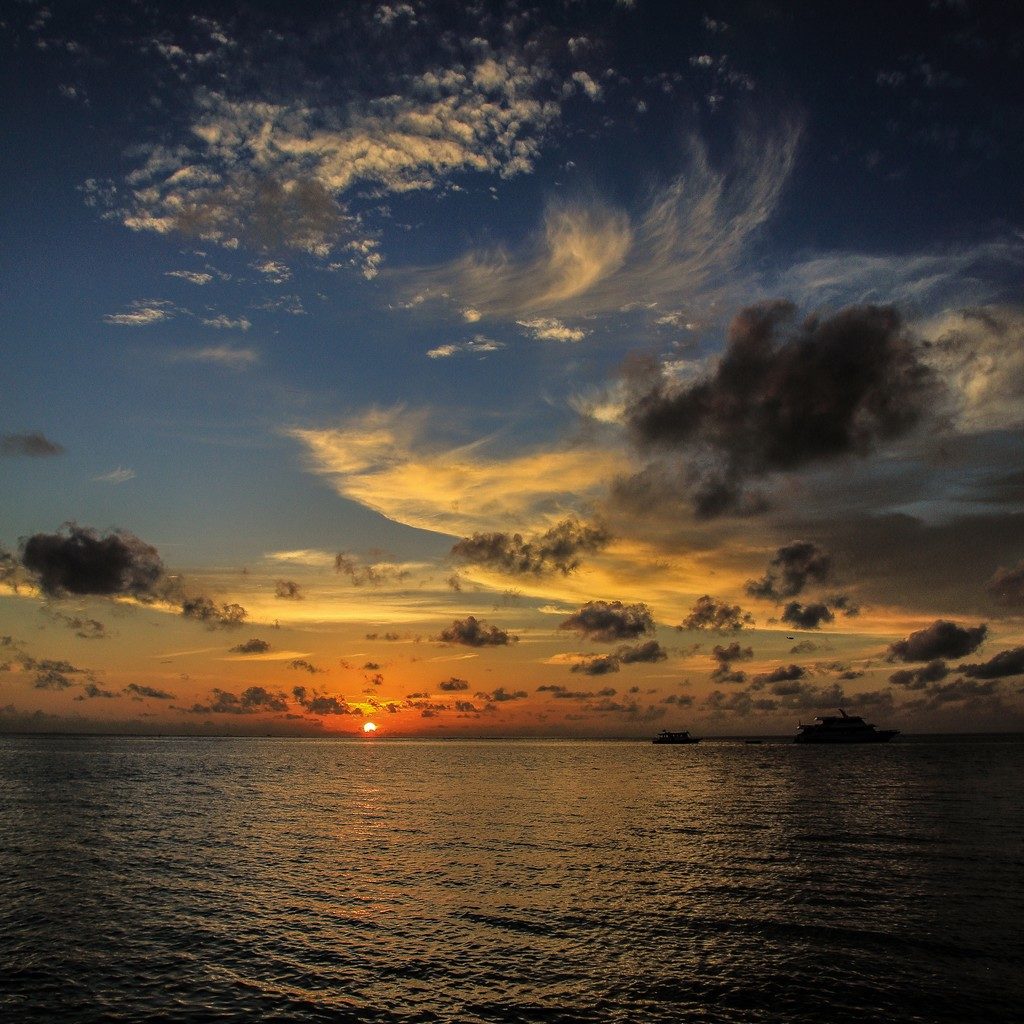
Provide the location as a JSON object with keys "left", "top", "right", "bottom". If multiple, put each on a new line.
{"left": 362, "top": 722, "right": 378, "bottom": 733}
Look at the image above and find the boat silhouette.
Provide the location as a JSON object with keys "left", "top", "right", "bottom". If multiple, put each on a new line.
{"left": 794, "top": 708, "right": 899, "bottom": 744}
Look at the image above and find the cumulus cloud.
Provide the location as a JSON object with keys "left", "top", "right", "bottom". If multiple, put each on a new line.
{"left": 434, "top": 615, "right": 517, "bottom": 647}
{"left": 887, "top": 619, "right": 988, "bottom": 662}
{"left": 124, "top": 683, "right": 176, "bottom": 700}
{"left": 745, "top": 541, "right": 832, "bottom": 600}
{"left": 626, "top": 302, "right": 935, "bottom": 516}
{"left": 426, "top": 335, "right": 505, "bottom": 359}
{"left": 438, "top": 677, "right": 469, "bottom": 691}
{"left": 678, "top": 595, "right": 753, "bottom": 631}
{"left": 615, "top": 640, "right": 668, "bottom": 665}
{"left": 516, "top": 318, "right": 588, "bottom": 342}
{"left": 288, "top": 659, "right": 322, "bottom": 674}
{"left": 958, "top": 646, "right": 1024, "bottom": 680}
{"left": 781, "top": 602, "right": 835, "bottom": 630}
{"left": 292, "top": 686, "right": 355, "bottom": 715}
{"left": 711, "top": 642, "right": 753, "bottom": 665}
{"left": 752, "top": 664, "right": 806, "bottom": 686}
{"left": 451, "top": 517, "right": 609, "bottom": 577}
{"left": 889, "top": 659, "right": 950, "bottom": 689}
{"left": 274, "top": 579, "right": 303, "bottom": 600}
{"left": 181, "top": 595, "right": 247, "bottom": 629}
{"left": 45, "top": 611, "right": 107, "bottom": 640}
{"left": 21, "top": 524, "right": 165, "bottom": 598}
{"left": 478, "top": 686, "right": 528, "bottom": 702}
{"left": 559, "top": 600, "right": 654, "bottom": 642}
{"left": 187, "top": 685, "right": 288, "bottom": 714}
{"left": 103, "top": 300, "right": 175, "bottom": 326}
{"left": 1, "top": 432, "right": 64, "bottom": 457}
{"left": 229, "top": 638, "right": 270, "bottom": 654}
{"left": 571, "top": 655, "right": 620, "bottom": 676}
{"left": 334, "top": 552, "right": 412, "bottom": 587}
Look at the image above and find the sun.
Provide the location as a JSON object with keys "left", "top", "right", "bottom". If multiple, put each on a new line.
{"left": 362, "top": 721, "right": 378, "bottom": 733}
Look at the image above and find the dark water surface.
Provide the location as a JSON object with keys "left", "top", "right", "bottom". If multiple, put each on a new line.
{"left": 1, "top": 735, "right": 1022, "bottom": 1023}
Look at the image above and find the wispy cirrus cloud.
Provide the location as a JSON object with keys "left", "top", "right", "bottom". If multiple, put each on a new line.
{"left": 167, "top": 345, "right": 259, "bottom": 369}
{"left": 404, "top": 120, "right": 802, "bottom": 319}
{"left": 287, "top": 406, "right": 628, "bottom": 536}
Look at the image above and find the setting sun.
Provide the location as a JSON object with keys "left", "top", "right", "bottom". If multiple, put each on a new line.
{"left": 362, "top": 722, "right": 377, "bottom": 734}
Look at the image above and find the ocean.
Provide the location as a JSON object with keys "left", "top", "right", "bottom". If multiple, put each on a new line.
{"left": 2, "top": 735, "right": 1022, "bottom": 1023}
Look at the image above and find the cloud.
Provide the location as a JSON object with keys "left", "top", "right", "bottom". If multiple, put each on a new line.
{"left": 889, "top": 659, "right": 950, "bottom": 689}
{"left": 76, "top": 683, "right": 117, "bottom": 700}
{"left": 711, "top": 642, "right": 753, "bottom": 665}
{"left": 93, "top": 467, "right": 135, "bottom": 484}
{"left": 433, "top": 615, "right": 517, "bottom": 647}
{"left": 678, "top": 595, "right": 753, "bottom": 631}
{"left": 201, "top": 315, "right": 252, "bottom": 331}
{"left": 888, "top": 619, "right": 988, "bottom": 662}
{"left": 21, "top": 524, "right": 165, "bottom": 598}
{"left": 571, "top": 655, "right": 620, "bottom": 676}
{"left": 181, "top": 595, "right": 247, "bottom": 629}
{"left": 103, "top": 301, "right": 174, "bottom": 326}
{"left": 288, "top": 407, "right": 627, "bottom": 536}
{"left": 1, "top": 432, "right": 64, "bottom": 457}
{"left": 274, "top": 579, "right": 304, "bottom": 600}
{"left": 168, "top": 345, "right": 259, "bottom": 368}
{"left": 745, "top": 541, "right": 832, "bottom": 600}
{"left": 121, "top": 36, "right": 563, "bottom": 257}
{"left": 410, "top": 120, "right": 801, "bottom": 317}
{"left": 438, "top": 677, "right": 469, "bottom": 691}
{"left": 451, "top": 517, "right": 609, "bottom": 577}
{"left": 615, "top": 640, "right": 668, "bottom": 665}
{"left": 426, "top": 336, "right": 505, "bottom": 359}
{"left": 626, "top": 302, "right": 935, "bottom": 516}
{"left": 780, "top": 602, "right": 835, "bottom": 630}
{"left": 229, "top": 638, "right": 271, "bottom": 654}
{"left": 45, "top": 611, "right": 107, "bottom": 639}
{"left": 559, "top": 600, "right": 654, "bottom": 642}
{"left": 292, "top": 686, "right": 355, "bottom": 715}
{"left": 166, "top": 270, "right": 213, "bottom": 285}
{"left": 752, "top": 664, "right": 806, "bottom": 686}
{"left": 958, "top": 647, "right": 1024, "bottom": 680}
{"left": 478, "top": 686, "right": 528, "bottom": 702}
{"left": 187, "top": 686, "right": 288, "bottom": 714}
{"left": 334, "top": 553, "right": 412, "bottom": 587}
{"left": 124, "top": 683, "right": 176, "bottom": 700}
{"left": 986, "top": 562, "right": 1024, "bottom": 607}
{"left": 516, "top": 318, "right": 588, "bottom": 343}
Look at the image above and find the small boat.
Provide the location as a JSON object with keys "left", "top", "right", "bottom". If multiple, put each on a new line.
{"left": 794, "top": 708, "right": 899, "bottom": 744}
{"left": 652, "top": 729, "right": 700, "bottom": 744}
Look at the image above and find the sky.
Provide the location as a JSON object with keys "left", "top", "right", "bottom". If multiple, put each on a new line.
{"left": 2, "top": 0, "right": 1023, "bottom": 737}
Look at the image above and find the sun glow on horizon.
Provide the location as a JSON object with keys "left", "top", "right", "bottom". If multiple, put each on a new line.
{"left": 362, "top": 721, "right": 378, "bottom": 733}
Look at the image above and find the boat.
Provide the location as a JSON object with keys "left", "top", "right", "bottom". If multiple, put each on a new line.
{"left": 794, "top": 708, "right": 899, "bottom": 744}
{"left": 652, "top": 729, "right": 700, "bottom": 744}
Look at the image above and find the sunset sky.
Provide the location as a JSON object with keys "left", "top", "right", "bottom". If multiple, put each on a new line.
{"left": 2, "top": 0, "right": 1023, "bottom": 735}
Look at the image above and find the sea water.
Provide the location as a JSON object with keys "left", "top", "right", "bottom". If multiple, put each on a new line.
{"left": 1, "top": 735, "right": 1022, "bottom": 1023}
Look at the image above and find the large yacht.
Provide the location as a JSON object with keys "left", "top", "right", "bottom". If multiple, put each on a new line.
{"left": 652, "top": 730, "right": 701, "bottom": 744}
{"left": 795, "top": 709, "right": 899, "bottom": 744}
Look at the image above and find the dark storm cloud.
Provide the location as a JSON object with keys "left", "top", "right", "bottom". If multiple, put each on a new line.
{"left": 559, "top": 600, "right": 654, "bottom": 642}
{"left": 438, "top": 677, "right": 470, "bottom": 691}
{"left": 752, "top": 664, "right": 806, "bottom": 686}
{"left": 1, "top": 432, "right": 64, "bottom": 457}
{"left": 626, "top": 302, "right": 934, "bottom": 516}
{"left": 745, "top": 541, "right": 832, "bottom": 600}
{"left": 711, "top": 642, "right": 753, "bottom": 665}
{"left": 21, "top": 524, "right": 165, "bottom": 598}
{"left": 123, "top": 683, "right": 176, "bottom": 700}
{"left": 986, "top": 562, "right": 1024, "bottom": 607}
{"left": 229, "top": 638, "right": 270, "bottom": 654}
{"left": 450, "top": 517, "right": 610, "bottom": 576}
{"left": 889, "top": 659, "right": 949, "bottom": 689}
{"left": 181, "top": 595, "right": 247, "bottom": 629}
{"left": 887, "top": 619, "right": 988, "bottom": 662}
{"left": 958, "top": 646, "right": 1024, "bottom": 679}
{"left": 781, "top": 602, "right": 835, "bottom": 629}
{"left": 274, "top": 579, "right": 303, "bottom": 600}
{"left": 916, "top": 678, "right": 1000, "bottom": 707}
{"left": 678, "top": 595, "right": 753, "bottom": 631}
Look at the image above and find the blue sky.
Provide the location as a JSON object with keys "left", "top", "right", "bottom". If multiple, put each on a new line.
{"left": 2, "top": 0, "right": 1023, "bottom": 735}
